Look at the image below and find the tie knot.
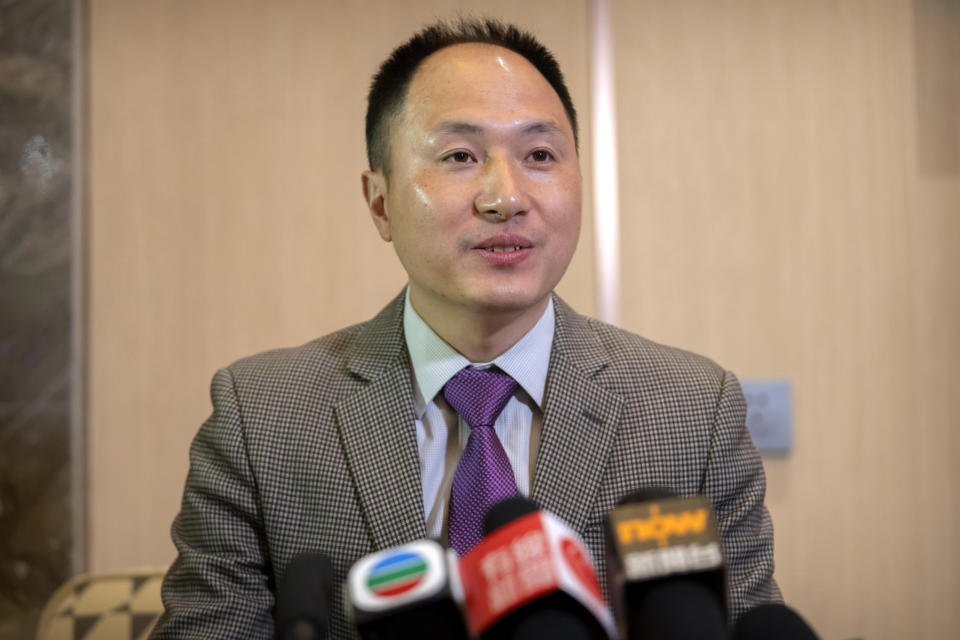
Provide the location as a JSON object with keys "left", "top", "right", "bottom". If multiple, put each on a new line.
{"left": 443, "top": 367, "right": 519, "bottom": 429}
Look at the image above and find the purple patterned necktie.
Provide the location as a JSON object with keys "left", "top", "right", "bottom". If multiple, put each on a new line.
{"left": 443, "top": 366, "right": 520, "bottom": 556}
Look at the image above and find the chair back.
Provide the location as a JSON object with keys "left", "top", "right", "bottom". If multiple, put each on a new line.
{"left": 35, "top": 567, "right": 166, "bottom": 640}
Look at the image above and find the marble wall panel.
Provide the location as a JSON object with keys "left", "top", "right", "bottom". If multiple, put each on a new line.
{"left": 0, "top": 1, "right": 76, "bottom": 637}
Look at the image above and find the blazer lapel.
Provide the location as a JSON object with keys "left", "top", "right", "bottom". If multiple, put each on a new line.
{"left": 335, "top": 292, "right": 427, "bottom": 549}
{"left": 532, "top": 297, "right": 623, "bottom": 535}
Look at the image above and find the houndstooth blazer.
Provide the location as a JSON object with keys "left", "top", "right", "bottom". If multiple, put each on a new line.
{"left": 153, "top": 290, "right": 781, "bottom": 639}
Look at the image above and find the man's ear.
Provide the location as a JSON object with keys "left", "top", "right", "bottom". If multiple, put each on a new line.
{"left": 361, "top": 170, "right": 392, "bottom": 242}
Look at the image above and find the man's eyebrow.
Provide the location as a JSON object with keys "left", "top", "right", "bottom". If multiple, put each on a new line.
{"left": 521, "top": 121, "right": 565, "bottom": 136}
{"left": 430, "top": 120, "right": 566, "bottom": 137}
{"left": 432, "top": 121, "right": 485, "bottom": 136}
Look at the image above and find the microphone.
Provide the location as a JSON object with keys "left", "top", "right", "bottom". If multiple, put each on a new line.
{"left": 604, "top": 488, "right": 728, "bottom": 639}
{"left": 346, "top": 539, "right": 470, "bottom": 640}
{"left": 275, "top": 551, "right": 334, "bottom": 640}
{"left": 630, "top": 578, "right": 729, "bottom": 639}
{"left": 732, "top": 603, "right": 820, "bottom": 639}
{"left": 458, "top": 497, "right": 617, "bottom": 639}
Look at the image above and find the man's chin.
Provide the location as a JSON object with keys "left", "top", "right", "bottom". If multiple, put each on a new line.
{"left": 467, "top": 289, "right": 552, "bottom": 317}
{"left": 410, "top": 280, "right": 553, "bottom": 322}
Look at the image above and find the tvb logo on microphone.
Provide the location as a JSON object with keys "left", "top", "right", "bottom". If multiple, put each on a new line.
{"left": 348, "top": 541, "right": 450, "bottom": 611}
{"left": 610, "top": 496, "right": 724, "bottom": 581}
{"left": 366, "top": 550, "right": 430, "bottom": 597}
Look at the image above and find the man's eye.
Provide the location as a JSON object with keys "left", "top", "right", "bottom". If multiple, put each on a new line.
{"left": 446, "top": 151, "right": 473, "bottom": 163}
{"left": 529, "top": 149, "right": 553, "bottom": 162}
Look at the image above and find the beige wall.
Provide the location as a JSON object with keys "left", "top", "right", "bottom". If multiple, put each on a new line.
{"left": 613, "top": 0, "right": 959, "bottom": 638}
{"left": 87, "top": 1, "right": 959, "bottom": 638}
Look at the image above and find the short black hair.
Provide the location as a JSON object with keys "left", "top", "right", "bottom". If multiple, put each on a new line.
{"left": 365, "top": 17, "right": 579, "bottom": 176}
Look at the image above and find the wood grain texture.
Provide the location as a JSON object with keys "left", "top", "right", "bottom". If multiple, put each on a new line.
{"left": 613, "top": 0, "right": 959, "bottom": 637}
{"left": 87, "top": 2, "right": 960, "bottom": 637}
{"left": 86, "top": 0, "right": 594, "bottom": 571}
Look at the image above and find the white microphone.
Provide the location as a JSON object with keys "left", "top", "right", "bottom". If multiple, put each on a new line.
{"left": 346, "top": 539, "right": 469, "bottom": 640}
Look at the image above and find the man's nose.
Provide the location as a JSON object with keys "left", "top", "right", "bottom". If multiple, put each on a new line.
{"left": 474, "top": 157, "right": 529, "bottom": 220}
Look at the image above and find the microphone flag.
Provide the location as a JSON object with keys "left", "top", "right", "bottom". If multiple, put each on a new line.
{"left": 604, "top": 492, "right": 729, "bottom": 635}
{"left": 606, "top": 495, "right": 725, "bottom": 584}
{"left": 346, "top": 539, "right": 469, "bottom": 640}
{"left": 458, "top": 509, "right": 617, "bottom": 638}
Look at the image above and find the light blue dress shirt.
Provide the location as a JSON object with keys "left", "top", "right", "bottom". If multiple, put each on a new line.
{"left": 402, "top": 289, "right": 555, "bottom": 539}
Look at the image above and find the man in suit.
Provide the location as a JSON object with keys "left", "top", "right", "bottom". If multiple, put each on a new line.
{"left": 155, "top": 19, "right": 780, "bottom": 639}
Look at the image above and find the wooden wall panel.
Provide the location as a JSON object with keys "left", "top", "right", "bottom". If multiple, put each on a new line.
{"left": 88, "top": 1, "right": 960, "bottom": 637}
{"left": 87, "top": 0, "right": 594, "bottom": 571}
{"left": 613, "top": 0, "right": 959, "bottom": 638}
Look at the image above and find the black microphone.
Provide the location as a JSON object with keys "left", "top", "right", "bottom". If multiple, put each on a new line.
{"left": 346, "top": 539, "right": 470, "bottom": 640}
{"left": 481, "top": 495, "right": 539, "bottom": 534}
{"left": 458, "top": 497, "right": 617, "bottom": 640}
{"left": 275, "top": 551, "right": 334, "bottom": 640}
{"left": 631, "top": 579, "right": 728, "bottom": 639}
{"left": 732, "top": 603, "right": 820, "bottom": 640}
{"left": 604, "top": 488, "right": 729, "bottom": 639}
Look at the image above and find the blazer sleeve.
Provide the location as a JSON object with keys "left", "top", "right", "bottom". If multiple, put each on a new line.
{"left": 152, "top": 368, "right": 274, "bottom": 638}
{"left": 702, "top": 369, "right": 783, "bottom": 620}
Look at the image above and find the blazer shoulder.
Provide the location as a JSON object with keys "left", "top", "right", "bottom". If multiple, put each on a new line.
{"left": 228, "top": 322, "right": 364, "bottom": 373}
{"left": 572, "top": 312, "right": 731, "bottom": 398}
{"left": 219, "top": 290, "right": 407, "bottom": 401}
{"left": 217, "top": 322, "right": 371, "bottom": 406}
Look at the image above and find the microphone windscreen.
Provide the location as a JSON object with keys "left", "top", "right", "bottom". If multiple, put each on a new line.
{"left": 276, "top": 552, "right": 334, "bottom": 640}
{"left": 732, "top": 604, "right": 820, "bottom": 640}
{"left": 509, "top": 607, "right": 597, "bottom": 640}
{"left": 482, "top": 496, "right": 539, "bottom": 536}
{"left": 632, "top": 579, "right": 728, "bottom": 639}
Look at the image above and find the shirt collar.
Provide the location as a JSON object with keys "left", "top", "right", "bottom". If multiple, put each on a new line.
{"left": 403, "top": 288, "right": 555, "bottom": 418}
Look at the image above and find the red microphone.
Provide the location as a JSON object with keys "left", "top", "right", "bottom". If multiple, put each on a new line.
{"left": 458, "top": 498, "right": 617, "bottom": 640}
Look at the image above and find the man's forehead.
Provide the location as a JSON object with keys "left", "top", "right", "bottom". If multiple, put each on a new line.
{"left": 401, "top": 43, "right": 570, "bottom": 131}
{"left": 414, "top": 42, "right": 528, "bottom": 80}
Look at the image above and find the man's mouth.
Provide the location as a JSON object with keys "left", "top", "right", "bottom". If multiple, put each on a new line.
{"left": 475, "top": 233, "right": 534, "bottom": 251}
{"left": 473, "top": 234, "right": 534, "bottom": 265}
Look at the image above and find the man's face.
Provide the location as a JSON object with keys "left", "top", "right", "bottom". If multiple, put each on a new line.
{"left": 364, "top": 43, "right": 581, "bottom": 325}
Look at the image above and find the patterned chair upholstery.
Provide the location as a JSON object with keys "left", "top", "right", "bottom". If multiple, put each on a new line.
{"left": 36, "top": 568, "right": 166, "bottom": 640}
